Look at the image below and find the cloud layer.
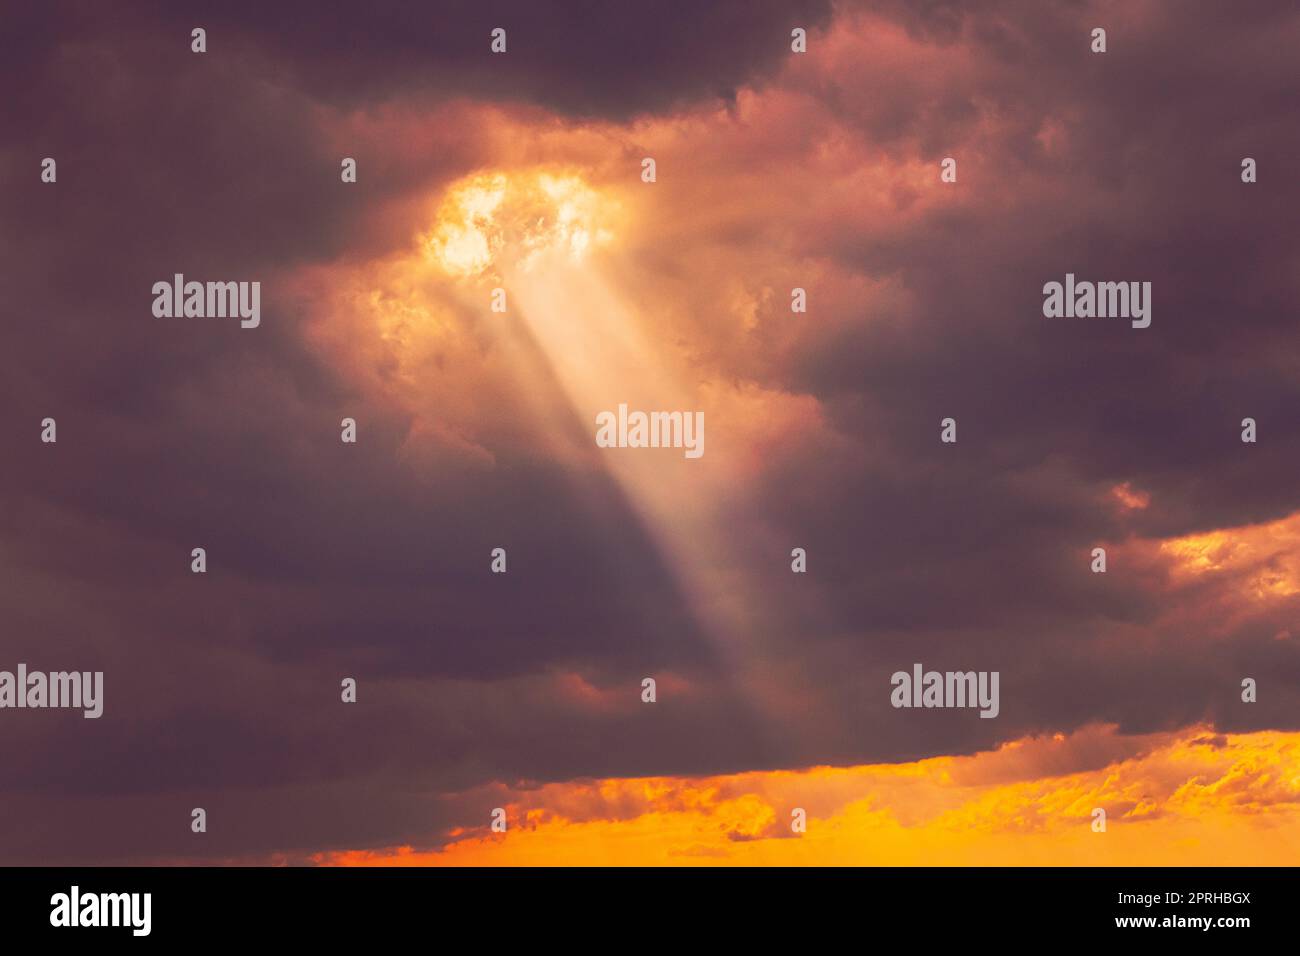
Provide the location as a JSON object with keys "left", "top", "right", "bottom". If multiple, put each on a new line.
{"left": 1, "top": 0, "right": 1298, "bottom": 863}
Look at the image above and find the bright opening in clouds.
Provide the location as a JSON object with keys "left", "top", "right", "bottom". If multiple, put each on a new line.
{"left": 2, "top": 0, "right": 1298, "bottom": 870}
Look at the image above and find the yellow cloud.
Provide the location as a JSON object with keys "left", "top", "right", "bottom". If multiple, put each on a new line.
{"left": 422, "top": 170, "right": 618, "bottom": 278}
{"left": 316, "top": 726, "right": 1300, "bottom": 866}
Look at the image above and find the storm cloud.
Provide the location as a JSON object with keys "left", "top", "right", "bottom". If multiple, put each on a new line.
{"left": 1, "top": 0, "right": 1297, "bottom": 864}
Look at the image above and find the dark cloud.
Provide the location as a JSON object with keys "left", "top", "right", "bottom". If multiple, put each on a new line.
{"left": 1, "top": 0, "right": 1298, "bottom": 863}
{"left": 6, "top": 0, "right": 833, "bottom": 125}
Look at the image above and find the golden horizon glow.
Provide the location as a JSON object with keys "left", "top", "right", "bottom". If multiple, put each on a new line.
{"left": 313, "top": 725, "right": 1300, "bottom": 866}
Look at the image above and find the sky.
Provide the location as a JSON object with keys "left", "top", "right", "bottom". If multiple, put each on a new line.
{"left": 1, "top": 0, "right": 1298, "bottom": 866}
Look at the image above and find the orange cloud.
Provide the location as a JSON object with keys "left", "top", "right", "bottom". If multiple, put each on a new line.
{"left": 316, "top": 725, "right": 1300, "bottom": 866}
{"left": 1111, "top": 481, "right": 1151, "bottom": 511}
{"left": 1094, "top": 508, "right": 1300, "bottom": 644}
{"left": 1160, "top": 514, "right": 1300, "bottom": 600}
